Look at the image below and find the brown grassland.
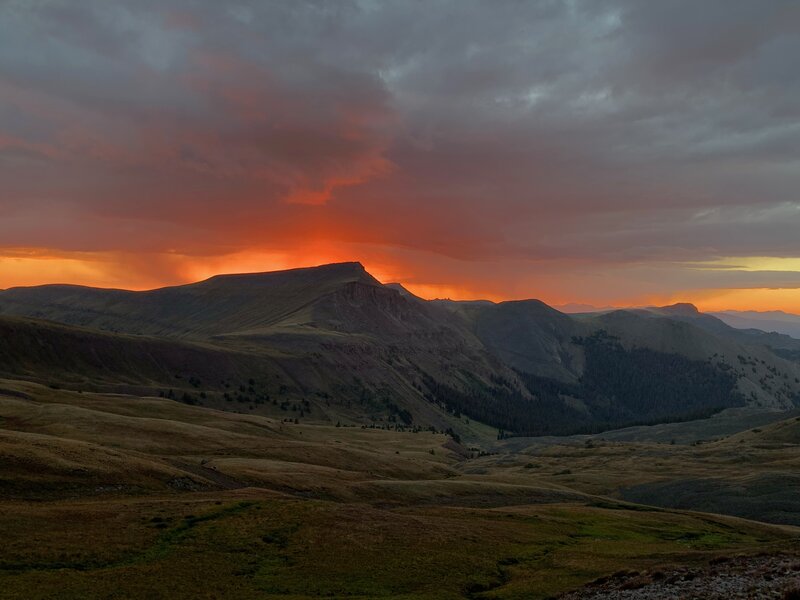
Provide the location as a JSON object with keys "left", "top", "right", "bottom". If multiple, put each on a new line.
{"left": 2, "top": 379, "right": 799, "bottom": 599}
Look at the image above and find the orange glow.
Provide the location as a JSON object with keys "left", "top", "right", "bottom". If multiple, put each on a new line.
{"left": 0, "top": 253, "right": 111, "bottom": 289}
{"left": 402, "top": 282, "right": 504, "bottom": 302}
{"left": 690, "top": 288, "right": 800, "bottom": 314}
{"left": 0, "top": 247, "right": 401, "bottom": 293}
{"left": 1, "top": 248, "right": 798, "bottom": 315}
{"left": 0, "top": 250, "right": 186, "bottom": 290}
{"left": 602, "top": 288, "right": 800, "bottom": 314}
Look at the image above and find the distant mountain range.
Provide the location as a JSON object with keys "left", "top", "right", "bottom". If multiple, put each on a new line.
{"left": 710, "top": 310, "right": 800, "bottom": 340}
{"left": 557, "top": 303, "right": 800, "bottom": 339}
{"left": 1, "top": 262, "right": 798, "bottom": 439}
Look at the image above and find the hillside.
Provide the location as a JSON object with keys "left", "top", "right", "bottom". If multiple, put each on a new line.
{"left": 0, "top": 379, "right": 797, "bottom": 599}
{"left": 591, "top": 306, "right": 800, "bottom": 408}
{"left": 468, "top": 299, "right": 585, "bottom": 381}
{"left": 1, "top": 263, "right": 799, "bottom": 437}
{"left": 712, "top": 310, "right": 800, "bottom": 340}
{"left": 488, "top": 412, "right": 800, "bottom": 528}
{"left": 0, "top": 262, "right": 383, "bottom": 338}
{"left": 440, "top": 299, "right": 800, "bottom": 432}
{"left": 0, "top": 316, "right": 290, "bottom": 389}
{"left": 0, "top": 315, "right": 510, "bottom": 444}
{"left": 646, "top": 303, "right": 800, "bottom": 357}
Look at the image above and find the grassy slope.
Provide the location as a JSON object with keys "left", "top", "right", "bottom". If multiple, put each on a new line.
{"left": 482, "top": 414, "right": 800, "bottom": 527}
{"left": 2, "top": 494, "right": 791, "bottom": 600}
{"left": 1, "top": 381, "right": 798, "bottom": 599}
{"left": 0, "top": 316, "right": 291, "bottom": 389}
{"left": 0, "top": 315, "right": 501, "bottom": 445}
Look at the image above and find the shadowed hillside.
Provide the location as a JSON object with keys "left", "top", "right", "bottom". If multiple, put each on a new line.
{"left": 1, "top": 263, "right": 799, "bottom": 438}
{"left": 647, "top": 303, "right": 800, "bottom": 358}
{"left": 0, "top": 262, "right": 384, "bottom": 337}
{"left": 712, "top": 309, "right": 800, "bottom": 340}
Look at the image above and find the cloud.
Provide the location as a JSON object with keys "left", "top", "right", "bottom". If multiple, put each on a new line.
{"left": 0, "top": 1, "right": 798, "bottom": 307}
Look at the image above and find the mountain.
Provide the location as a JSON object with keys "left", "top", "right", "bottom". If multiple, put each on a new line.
{"left": 443, "top": 301, "right": 800, "bottom": 433}
{"left": 711, "top": 310, "right": 800, "bottom": 339}
{"left": 0, "top": 262, "right": 383, "bottom": 338}
{"left": 0, "top": 264, "right": 526, "bottom": 439}
{"left": 639, "top": 303, "right": 800, "bottom": 363}
{"left": 443, "top": 299, "right": 800, "bottom": 411}
{"left": 0, "top": 262, "right": 485, "bottom": 347}
{"left": 1, "top": 263, "right": 799, "bottom": 438}
{"left": 463, "top": 299, "right": 585, "bottom": 381}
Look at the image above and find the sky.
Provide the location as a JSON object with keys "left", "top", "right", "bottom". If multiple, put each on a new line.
{"left": 1, "top": 0, "right": 799, "bottom": 312}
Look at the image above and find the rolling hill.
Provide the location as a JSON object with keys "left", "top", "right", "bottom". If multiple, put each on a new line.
{"left": 489, "top": 411, "right": 800, "bottom": 527}
{"left": 2, "top": 379, "right": 797, "bottom": 599}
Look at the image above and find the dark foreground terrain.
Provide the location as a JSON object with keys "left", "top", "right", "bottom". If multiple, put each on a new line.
{"left": 562, "top": 554, "right": 800, "bottom": 599}
{"left": 2, "top": 380, "right": 800, "bottom": 599}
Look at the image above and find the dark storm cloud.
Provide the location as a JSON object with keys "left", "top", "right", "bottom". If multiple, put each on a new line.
{"left": 0, "top": 0, "right": 798, "bottom": 293}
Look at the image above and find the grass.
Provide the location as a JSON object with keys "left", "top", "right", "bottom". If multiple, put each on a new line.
{"left": 1, "top": 379, "right": 800, "bottom": 598}
{"left": 477, "top": 420, "right": 800, "bottom": 525}
{"left": 0, "top": 492, "right": 794, "bottom": 599}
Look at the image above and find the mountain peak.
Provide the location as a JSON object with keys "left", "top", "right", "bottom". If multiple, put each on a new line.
{"left": 198, "top": 261, "right": 374, "bottom": 288}
{"left": 658, "top": 302, "right": 700, "bottom": 316}
{"left": 317, "top": 261, "right": 366, "bottom": 271}
{"left": 299, "top": 261, "right": 370, "bottom": 278}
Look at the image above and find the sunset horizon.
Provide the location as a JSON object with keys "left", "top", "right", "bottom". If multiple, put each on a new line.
{"left": 2, "top": 253, "right": 799, "bottom": 314}
{"left": 3, "top": 2, "right": 798, "bottom": 316}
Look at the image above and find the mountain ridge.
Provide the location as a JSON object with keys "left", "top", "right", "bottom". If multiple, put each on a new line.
{"left": 1, "top": 262, "right": 798, "bottom": 437}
